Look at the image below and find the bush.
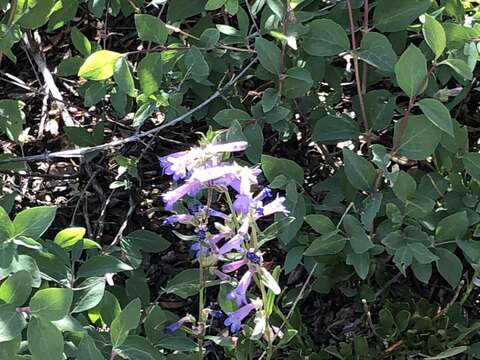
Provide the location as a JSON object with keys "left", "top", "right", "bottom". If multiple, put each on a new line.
{"left": 1, "top": 0, "right": 480, "bottom": 359}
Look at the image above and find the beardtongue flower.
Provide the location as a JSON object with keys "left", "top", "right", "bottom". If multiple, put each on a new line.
{"left": 254, "top": 194, "right": 289, "bottom": 219}
{"left": 158, "top": 141, "right": 248, "bottom": 180}
{"left": 164, "top": 314, "right": 195, "bottom": 334}
{"left": 162, "top": 181, "right": 203, "bottom": 210}
{"left": 224, "top": 299, "right": 262, "bottom": 333}
{"left": 163, "top": 214, "right": 194, "bottom": 225}
{"left": 228, "top": 269, "right": 255, "bottom": 306}
{"left": 233, "top": 187, "right": 273, "bottom": 215}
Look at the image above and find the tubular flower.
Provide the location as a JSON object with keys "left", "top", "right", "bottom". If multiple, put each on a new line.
{"left": 224, "top": 299, "right": 262, "bottom": 333}
{"left": 163, "top": 214, "right": 194, "bottom": 225}
{"left": 228, "top": 269, "right": 255, "bottom": 306}
{"left": 158, "top": 141, "right": 248, "bottom": 180}
{"left": 164, "top": 315, "right": 195, "bottom": 334}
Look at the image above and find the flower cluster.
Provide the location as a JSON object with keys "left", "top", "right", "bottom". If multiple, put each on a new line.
{"left": 159, "top": 138, "right": 288, "bottom": 338}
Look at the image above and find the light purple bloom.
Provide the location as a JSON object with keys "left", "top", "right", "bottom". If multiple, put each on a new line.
{"left": 162, "top": 181, "right": 203, "bottom": 210}
{"left": 233, "top": 187, "right": 273, "bottom": 215}
{"left": 255, "top": 195, "right": 289, "bottom": 219}
{"left": 163, "top": 214, "right": 194, "bottom": 225}
{"left": 217, "top": 233, "right": 245, "bottom": 255}
{"left": 158, "top": 141, "right": 248, "bottom": 181}
{"left": 222, "top": 259, "right": 247, "bottom": 273}
{"left": 224, "top": 302, "right": 257, "bottom": 333}
{"left": 164, "top": 315, "right": 192, "bottom": 334}
{"left": 158, "top": 151, "right": 192, "bottom": 181}
{"left": 228, "top": 269, "right": 254, "bottom": 306}
{"left": 208, "top": 141, "right": 248, "bottom": 153}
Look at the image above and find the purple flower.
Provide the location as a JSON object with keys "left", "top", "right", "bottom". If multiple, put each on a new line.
{"left": 228, "top": 269, "right": 254, "bottom": 306}
{"left": 224, "top": 302, "right": 257, "bottom": 333}
{"left": 163, "top": 214, "right": 194, "bottom": 225}
{"left": 158, "top": 141, "right": 248, "bottom": 181}
{"left": 207, "top": 309, "right": 224, "bottom": 319}
{"left": 217, "top": 233, "right": 245, "bottom": 255}
{"left": 162, "top": 181, "right": 203, "bottom": 210}
{"left": 233, "top": 187, "right": 273, "bottom": 215}
{"left": 255, "top": 195, "right": 289, "bottom": 219}
{"left": 208, "top": 141, "right": 248, "bottom": 153}
{"left": 233, "top": 194, "right": 252, "bottom": 214}
{"left": 164, "top": 315, "right": 193, "bottom": 334}
{"left": 158, "top": 151, "right": 192, "bottom": 181}
{"left": 222, "top": 259, "right": 247, "bottom": 273}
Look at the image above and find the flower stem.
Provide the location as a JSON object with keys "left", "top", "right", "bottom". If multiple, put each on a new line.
{"left": 197, "top": 188, "right": 214, "bottom": 359}
{"left": 250, "top": 213, "right": 273, "bottom": 359}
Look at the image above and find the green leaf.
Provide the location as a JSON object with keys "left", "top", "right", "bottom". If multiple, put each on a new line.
{"left": 346, "top": 252, "right": 370, "bottom": 280}
{"left": 435, "top": 211, "right": 469, "bottom": 241}
{"left": 343, "top": 148, "right": 376, "bottom": 192}
{"left": 29, "top": 288, "right": 73, "bottom": 321}
{"left": 72, "top": 277, "right": 106, "bottom": 313}
{"left": 312, "top": 115, "right": 360, "bottom": 143}
{"left": 213, "top": 108, "right": 252, "bottom": 127}
{"left": 304, "top": 215, "right": 336, "bottom": 234}
{"left": 77, "top": 335, "right": 104, "bottom": 360}
{"left": 138, "top": 53, "right": 163, "bottom": 95}
{"left": 57, "top": 56, "right": 84, "bottom": 76}
{"left": 0, "top": 270, "right": 32, "bottom": 306}
{"left": 424, "top": 346, "right": 468, "bottom": 360}
{"left": 422, "top": 14, "right": 446, "bottom": 59}
{"left": 133, "top": 101, "right": 156, "bottom": 128}
{"left": 0, "top": 303, "right": 26, "bottom": 342}
{"left": 0, "top": 202, "right": 14, "bottom": 242}
{"left": 185, "top": 46, "right": 210, "bottom": 79}
{"left": 0, "top": 337, "right": 20, "bottom": 359}
{"left": 135, "top": 14, "right": 168, "bottom": 44}
{"left": 343, "top": 215, "right": 374, "bottom": 254}
{"left": 110, "top": 298, "right": 142, "bottom": 348}
{"left": 158, "top": 336, "right": 198, "bottom": 352}
{"left": 17, "top": 0, "right": 55, "bottom": 29}
{"left": 408, "top": 243, "right": 438, "bottom": 264}
{"left": 357, "top": 32, "right": 397, "bottom": 73}
{"left": 434, "top": 248, "right": 462, "bottom": 288}
{"left": 13, "top": 206, "right": 56, "bottom": 239}
{"left": 200, "top": 28, "right": 220, "bottom": 49}
{"left": 114, "top": 57, "right": 135, "bottom": 97}
{"left": 440, "top": 58, "right": 473, "bottom": 80}
{"left": 205, "top": 0, "right": 226, "bottom": 10}
{"left": 78, "top": 255, "right": 133, "bottom": 278}
{"left": 373, "top": 0, "right": 431, "bottom": 32}
{"left": 117, "top": 335, "right": 166, "bottom": 359}
{"left": 165, "top": 269, "right": 202, "bottom": 299}
{"left": 304, "top": 232, "right": 346, "bottom": 256}
{"left": 393, "top": 170, "right": 417, "bottom": 201}
{"left": 78, "top": 50, "right": 124, "bottom": 80}
{"left": 48, "top": 0, "right": 79, "bottom": 30}
{"left": 464, "top": 152, "right": 480, "bottom": 181}
{"left": 27, "top": 316, "right": 64, "bottom": 360}
{"left": 123, "top": 229, "right": 171, "bottom": 254}
{"left": 395, "top": 45, "right": 427, "bottom": 98}
{"left": 411, "top": 260, "right": 432, "bottom": 283}
{"left": 255, "top": 37, "right": 281, "bottom": 75}
{"left": 0, "top": 99, "right": 26, "bottom": 142}
{"left": 54, "top": 227, "right": 86, "bottom": 248}
{"left": 303, "top": 19, "right": 350, "bottom": 56}
{"left": 261, "top": 155, "right": 304, "bottom": 185}
{"left": 284, "top": 246, "right": 305, "bottom": 274}
{"left": 283, "top": 67, "right": 313, "bottom": 98}
{"left": 396, "top": 115, "right": 442, "bottom": 160}
{"left": 418, "top": 98, "right": 453, "bottom": 137}
{"left": 70, "top": 27, "right": 91, "bottom": 57}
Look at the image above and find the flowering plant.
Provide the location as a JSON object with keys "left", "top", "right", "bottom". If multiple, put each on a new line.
{"left": 159, "top": 133, "right": 289, "bottom": 357}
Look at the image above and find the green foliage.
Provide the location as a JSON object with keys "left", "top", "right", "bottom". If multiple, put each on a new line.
{"left": 1, "top": 0, "right": 480, "bottom": 358}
